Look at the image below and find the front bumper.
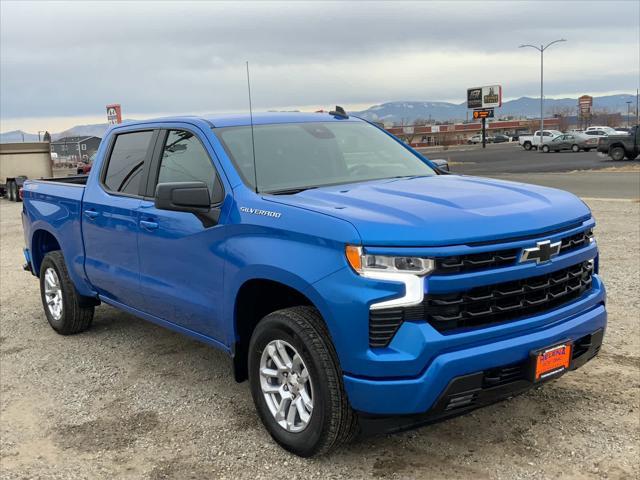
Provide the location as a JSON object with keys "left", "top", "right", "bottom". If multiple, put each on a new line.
{"left": 343, "top": 288, "right": 606, "bottom": 415}
{"left": 357, "top": 327, "right": 603, "bottom": 435}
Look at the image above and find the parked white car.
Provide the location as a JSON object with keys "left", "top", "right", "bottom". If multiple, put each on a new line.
{"left": 585, "top": 126, "right": 629, "bottom": 135}
{"left": 519, "top": 130, "right": 563, "bottom": 150}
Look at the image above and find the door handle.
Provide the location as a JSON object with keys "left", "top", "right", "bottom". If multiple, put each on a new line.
{"left": 139, "top": 220, "right": 159, "bottom": 231}
{"left": 83, "top": 209, "right": 99, "bottom": 220}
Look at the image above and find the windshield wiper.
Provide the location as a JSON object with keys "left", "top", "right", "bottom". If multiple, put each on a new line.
{"left": 264, "top": 186, "right": 318, "bottom": 195}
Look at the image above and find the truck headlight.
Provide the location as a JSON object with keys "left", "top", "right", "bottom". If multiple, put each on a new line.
{"left": 345, "top": 246, "right": 434, "bottom": 276}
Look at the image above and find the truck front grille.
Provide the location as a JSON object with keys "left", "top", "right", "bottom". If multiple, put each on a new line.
{"left": 368, "top": 260, "right": 594, "bottom": 346}
{"left": 434, "top": 228, "right": 592, "bottom": 274}
{"left": 425, "top": 261, "right": 593, "bottom": 332}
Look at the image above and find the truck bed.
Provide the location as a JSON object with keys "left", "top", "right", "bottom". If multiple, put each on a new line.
{"left": 37, "top": 174, "right": 89, "bottom": 185}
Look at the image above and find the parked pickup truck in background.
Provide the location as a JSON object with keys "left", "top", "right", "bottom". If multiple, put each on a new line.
{"left": 519, "top": 130, "right": 563, "bottom": 150}
{"left": 597, "top": 125, "right": 639, "bottom": 161}
{"left": 21, "top": 111, "right": 606, "bottom": 457}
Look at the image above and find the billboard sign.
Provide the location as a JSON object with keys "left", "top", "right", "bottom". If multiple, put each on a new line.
{"left": 467, "top": 85, "right": 502, "bottom": 109}
{"left": 106, "top": 104, "right": 122, "bottom": 124}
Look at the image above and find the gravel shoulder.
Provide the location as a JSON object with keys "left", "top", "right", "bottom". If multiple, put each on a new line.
{"left": 1, "top": 198, "right": 638, "bottom": 480}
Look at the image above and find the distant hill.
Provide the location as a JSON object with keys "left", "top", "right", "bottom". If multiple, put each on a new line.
{"left": 0, "top": 130, "right": 41, "bottom": 143}
{"left": 0, "top": 122, "right": 116, "bottom": 144}
{"left": 354, "top": 94, "right": 637, "bottom": 124}
{"left": 1, "top": 94, "right": 636, "bottom": 142}
{"left": 53, "top": 123, "right": 110, "bottom": 140}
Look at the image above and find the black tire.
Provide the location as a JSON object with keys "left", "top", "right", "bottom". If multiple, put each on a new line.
{"left": 39, "top": 251, "right": 94, "bottom": 335}
{"left": 541, "top": 145, "right": 550, "bottom": 153}
{"left": 248, "top": 306, "right": 357, "bottom": 457}
{"left": 12, "top": 182, "right": 22, "bottom": 202}
{"left": 609, "top": 146, "right": 625, "bottom": 161}
{"left": 6, "top": 181, "right": 15, "bottom": 201}
{"left": 571, "top": 144, "right": 580, "bottom": 152}
{"left": 523, "top": 142, "right": 532, "bottom": 151}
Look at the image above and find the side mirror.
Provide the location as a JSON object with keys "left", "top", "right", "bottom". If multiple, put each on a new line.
{"left": 430, "top": 158, "right": 450, "bottom": 172}
{"left": 155, "top": 181, "right": 211, "bottom": 213}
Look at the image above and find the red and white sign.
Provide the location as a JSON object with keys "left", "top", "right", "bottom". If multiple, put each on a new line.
{"left": 106, "top": 104, "right": 122, "bottom": 124}
{"left": 578, "top": 95, "right": 593, "bottom": 115}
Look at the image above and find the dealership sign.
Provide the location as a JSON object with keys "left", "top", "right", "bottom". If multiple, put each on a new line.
{"left": 578, "top": 95, "right": 593, "bottom": 115}
{"left": 473, "top": 108, "right": 494, "bottom": 119}
{"left": 467, "top": 85, "right": 502, "bottom": 109}
{"left": 106, "top": 104, "right": 122, "bottom": 124}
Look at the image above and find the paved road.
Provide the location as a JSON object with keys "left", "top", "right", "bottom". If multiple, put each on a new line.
{"left": 423, "top": 143, "right": 640, "bottom": 199}
{"left": 491, "top": 172, "right": 640, "bottom": 199}
{"left": 423, "top": 143, "right": 640, "bottom": 175}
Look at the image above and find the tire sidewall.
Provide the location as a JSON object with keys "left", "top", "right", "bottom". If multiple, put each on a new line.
{"left": 572, "top": 145, "right": 579, "bottom": 152}
{"left": 542, "top": 145, "right": 550, "bottom": 153}
{"left": 39, "top": 254, "right": 70, "bottom": 332}
{"left": 248, "top": 314, "right": 332, "bottom": 457}
{"left": 610, "top": 147, "right": 625, "bottom": 161}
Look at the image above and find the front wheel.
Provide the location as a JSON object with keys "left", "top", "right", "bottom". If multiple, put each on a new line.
{"left": 571, "top": 144, "right": 580, "bottom": 152}
{"left": 248, "top": 306, "right": 357, "bottom": 457}
{"left": 609, "top": 146, "right": 625, "bottom": 161}
{"left": 39, "top": 251, "right": 94, "bottom": 334}
{"left": 541, "top": 145, "right": 550, "bottom": 153}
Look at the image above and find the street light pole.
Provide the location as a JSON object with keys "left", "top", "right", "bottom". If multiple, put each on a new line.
{"left": 519, "top": 39, "right": 566, "bottom": 151}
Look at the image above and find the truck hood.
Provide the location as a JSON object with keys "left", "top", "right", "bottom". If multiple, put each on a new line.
{"left": 266, "top": 175, "right": 591, "bottom": 246}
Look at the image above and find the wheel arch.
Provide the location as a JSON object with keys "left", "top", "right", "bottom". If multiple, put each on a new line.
{"left": 232, "top": 277, "right": 330, "bottom": 382}
{"left": 31, "top": 228, "right": 62, "bottom": 276}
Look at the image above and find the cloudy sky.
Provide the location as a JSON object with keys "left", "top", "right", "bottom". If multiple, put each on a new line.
{"left": 1, "top": 0, "right": 639, "bottom": 132}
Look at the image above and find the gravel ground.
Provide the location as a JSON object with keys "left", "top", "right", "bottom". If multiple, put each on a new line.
{"left": 1, "top": 198, "right": 638, "bottom": 480}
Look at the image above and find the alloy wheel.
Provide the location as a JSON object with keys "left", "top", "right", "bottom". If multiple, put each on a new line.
{"left": 44, "top": 267, "right": 63, "bottom": 320}
{"left": 259, "top": 339, "right": 314, "bottom": 432}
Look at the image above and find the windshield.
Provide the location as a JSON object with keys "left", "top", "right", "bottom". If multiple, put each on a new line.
{"left": 214, "top": 121, "right": 436, "bottom": 193}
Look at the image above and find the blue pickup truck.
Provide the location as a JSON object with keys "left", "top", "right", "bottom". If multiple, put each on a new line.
{"left": 21, "top": 111, "right": 606, "bottom": 457}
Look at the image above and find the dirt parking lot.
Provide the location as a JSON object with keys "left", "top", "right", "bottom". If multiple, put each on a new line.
{"left": 1, "top": 198, "right": 638, "bottom": 480}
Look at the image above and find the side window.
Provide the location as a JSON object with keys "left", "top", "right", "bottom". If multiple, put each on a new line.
{"left": 157, "top": 130, "right": 219, "bottom": 201}
{"left": 104, "top": 131, "right": 154, "bottom": 195}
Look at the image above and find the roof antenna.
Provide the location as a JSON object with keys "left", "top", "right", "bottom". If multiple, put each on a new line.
{"left": 246, "top": 61, "right": 259, "bottom": 193}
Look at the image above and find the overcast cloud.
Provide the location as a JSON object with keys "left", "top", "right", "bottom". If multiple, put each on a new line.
{"left": 1, "top": 0, "right": 639, "bottom": 131}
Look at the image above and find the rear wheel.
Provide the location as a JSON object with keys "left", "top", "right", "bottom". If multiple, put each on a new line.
{"left": 523, "top": 142, "right": 532, "bottom": 151}
{"left": 6, "top": 181, "right": 15, "bottom": 201}
{"left": 248, "top": 306, "right": 357, "bottom": 457}
{"left": 541, "top": 145, "right": 550, "bottom": 153}
{"left": 13, "top": 182, "right": 22, "bottom": 202}
{"left": 571, "top": 144, "right": 580, "bottom": 152}
{"left": 39, "top": 251, "right": 94, "bottom": 334}
{"left": 609, "top": 146, "right": 625, "bottom": 161}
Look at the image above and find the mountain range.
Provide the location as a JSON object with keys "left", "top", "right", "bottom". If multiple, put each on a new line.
{"left": 1, "top": 94, "right": 636, "bottom": 143}
{"left": 353, "top": 94, "right": 637, "bottom": 124}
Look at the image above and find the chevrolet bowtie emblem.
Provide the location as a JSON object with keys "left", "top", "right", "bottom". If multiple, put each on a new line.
{"left": 520, "top": 240, "right": 561, "bottom": 264}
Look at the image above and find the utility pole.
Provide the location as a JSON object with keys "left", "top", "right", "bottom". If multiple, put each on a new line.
{"left": 519, "top": 39, "right": 566, "bottom": 151}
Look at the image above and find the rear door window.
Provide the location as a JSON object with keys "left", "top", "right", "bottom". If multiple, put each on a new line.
{"left": 103, "top": 131, "right": 154, "bottom": 195}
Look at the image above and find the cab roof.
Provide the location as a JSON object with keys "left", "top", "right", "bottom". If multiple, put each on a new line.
{"left": 124, "top": 111, "right": 363, "bottom": 129}
{"left": 206, "top": 111, "right": 361, "bottom": 127}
